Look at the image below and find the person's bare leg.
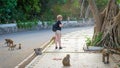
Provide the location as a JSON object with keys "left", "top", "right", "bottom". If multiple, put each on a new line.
{"left": 59, "top": 34, "right": 61, "bottom": 47}
{"left": 57, "top": 31, "right": 62, "bottom": 49}
{"left": 55, "top": 32, "right": 58, "bottom": 49}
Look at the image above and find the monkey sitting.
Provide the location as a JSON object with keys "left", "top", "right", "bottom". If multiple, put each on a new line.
{"left": 8, "top": 44, "right": 16, "bottom": 50}
{"left": 34, "top": 48, "right": 42, "bottom": 55}
{"left": 18, "top": 43, "right": 21, "bottom": 49}
{"left": 62, "top": 54, "right": 70, "bottom": 66}
{"left": 5, "top": 39, "right": 13, "bottom": 47}
{"left": 102, "top": 48, "right": 110, "bottom": 64}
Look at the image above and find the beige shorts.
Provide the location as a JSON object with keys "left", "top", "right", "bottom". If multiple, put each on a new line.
{"left": 55, "top": 30, "right": 61, "bottom": 36}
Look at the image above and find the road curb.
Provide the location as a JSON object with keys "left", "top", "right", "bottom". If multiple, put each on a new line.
{"left": 15, "top": 37, "right": 53, "bottom": 68}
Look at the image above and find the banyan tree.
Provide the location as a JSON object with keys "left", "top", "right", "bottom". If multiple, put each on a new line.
{"left": 88, "top": 0, "right": 120, "bottom": 50}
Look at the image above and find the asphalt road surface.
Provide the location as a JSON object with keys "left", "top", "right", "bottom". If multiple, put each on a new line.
{"left": 0, "top": 26, "right": 93, "bottom": 68}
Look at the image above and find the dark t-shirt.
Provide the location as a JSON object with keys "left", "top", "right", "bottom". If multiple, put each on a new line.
{"left": 55, "top": 20, "right": 62, "bottom": 30}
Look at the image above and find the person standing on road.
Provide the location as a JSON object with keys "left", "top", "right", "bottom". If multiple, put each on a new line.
{"left": 54, "top": 15, "right": 63, "bottom": 49}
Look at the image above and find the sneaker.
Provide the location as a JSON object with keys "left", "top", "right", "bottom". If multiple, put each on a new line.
{"left": 59, "top": 47, "right": 62, "bottom": 49}
{"left": 55, "top": 46, "right": 58, "bottom": 49}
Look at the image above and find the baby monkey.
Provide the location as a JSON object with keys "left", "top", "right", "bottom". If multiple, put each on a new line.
{"left": 18, "top": 43, "right": 21, "bottom": 49}
{"left": 8, "top": 44, "right": 16, "bottom": 50}
{"left": 102, "top": 48, "right": 110, "bottom": 64}
{"left": 62, "top": 54, "right": 70, "bottom": 66}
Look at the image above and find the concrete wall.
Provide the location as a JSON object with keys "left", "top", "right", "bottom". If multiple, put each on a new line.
{"left": 0, "top": 24, "right": 17, "bottom": 34}
{"left": 0, "top": 19, "right": 94, "bottom": 34}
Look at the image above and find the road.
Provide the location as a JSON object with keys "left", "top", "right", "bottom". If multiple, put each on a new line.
{"left": 0, "top": 26, "right": 93, "bottom": 68}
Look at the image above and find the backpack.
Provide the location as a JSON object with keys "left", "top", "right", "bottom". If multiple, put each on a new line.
{"left": 52, "top": 24, "right": 57, "bottom": 32}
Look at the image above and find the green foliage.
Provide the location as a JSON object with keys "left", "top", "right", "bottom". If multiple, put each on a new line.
{"left": 95, "top": 0, "right": 108, "bottom": 11}
{"left": 117, "top": 0, "right": 120, "bottom": 8}
{"left": 91, "top": 32, "right": 103, "bottom": 46}
{"left": 17, "top": 20, "right": 38, "bottom": 29}
{"left": 39, "top": 0, "right": 67, "bottom": 21}
{"left": 0, "top": 0, "right": 81, "bottom": 23}
{"left": 0, "top": 0, "right": 17, "bottom": 23}
{"left": 85, "top": 36, "right": 92, "bottom": 46}
{"left": 17, "top": 0, "right": 41, "bottom": 21}
{"left": 117, "top": 0, "right": 120, "bottom": 4}
{"left": 47, "top": 20, "right": 54, "bottom": 26}
{"left": 0, "top": 0, "right": 110, "bottom": 24}
{"left": 41, "top": 10, "right": 54, "bottom": 21}
{"left": 117, "top": 64, "right": 120, "bottom": 67}
{"left": 73, "top": 0, "right": 80, "bottom": 8}
{"left": 59, "top": 0, "right": 80, "bottom": 20}
{"left": 85, "top": 32, "right": 103, "bottom": 46}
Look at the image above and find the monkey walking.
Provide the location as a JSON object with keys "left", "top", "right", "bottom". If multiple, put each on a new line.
{"left": 5, "top": 39, "right": 13, "bottom": 47}
{"left": 62, "top": 54, "right": 70, "bottom": 66}
{"left": 102, "top": 48, "right": 110, "bottom": 64}
{"left": 5, "top": 39, "right": 22, "bottom": 50}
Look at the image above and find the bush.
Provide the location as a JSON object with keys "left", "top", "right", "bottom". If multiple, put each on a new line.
{"left": 91, "top": 32, "right": 103, "bottom": 46}
{"left": 47, "top": 20, "right": 54, "bottom": 26}
{"left": 118, "top": 64, "right": 120, "bottom": 67}
{"left": 85, "top": 36, "right": 92, "bottom": 46}
{"left": 85, "top": 32, "right": 103, "bottom": 47}
{"left": 17, "top": 20, "right": 38, "bottom": 29}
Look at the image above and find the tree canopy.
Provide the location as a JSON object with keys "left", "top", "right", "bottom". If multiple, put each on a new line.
{"left": 0, "top": 0, "right": 115, "bottom": 24}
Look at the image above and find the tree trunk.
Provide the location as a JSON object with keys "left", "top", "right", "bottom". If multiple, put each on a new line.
{"left": 80, "top": 0, "right": 85, "bottom": 18}
{"left": 89, "top": 0, "right": 120, "bottom": 50}
{"left": 85, "top": 5, "right": 90, "bottom": 18}
{"left": 88, "top": 0, "right": 102, "bottom": 34}
{"left": 79, "top": 0, "right": 89, "bottom": 18}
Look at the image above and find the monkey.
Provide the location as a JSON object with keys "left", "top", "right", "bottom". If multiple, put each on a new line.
{"left": 8, "top": 44, "right": 16, "bottom": 50}
{"left": 5, "top": 39, "right": 13, "bottom": 47}
{"left": 62, "top": 54, "right": 70, "bottom": 66}
{"left": 34, "top": 48, "right": 42, "bottom": 55}
{"left": 18, "top": 43, "right": 21, "bottom": 49}
{"left": 102, "top": 48, "right": 110, "bottom": 64}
